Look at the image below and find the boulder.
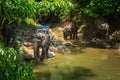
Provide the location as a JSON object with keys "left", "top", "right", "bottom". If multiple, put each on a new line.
{"left": 49, "top": 46, "right": 59, "bottom": 53}
{"left": 64, "top": 42, "right": 73, "bottom": 47}
{"left": 48, "top": 52, "right": 55, "bottom": 58}
{"left": 24, "top": 42, "right": 33, "bottom": 47}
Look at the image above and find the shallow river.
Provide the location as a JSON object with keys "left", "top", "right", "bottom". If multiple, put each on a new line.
{"left": 32, "top": 42, "right": 120, "bottom": 80}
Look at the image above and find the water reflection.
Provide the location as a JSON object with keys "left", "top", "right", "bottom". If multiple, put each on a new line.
{"left": 34, "top": 66, "right": 96, "bottom": 80}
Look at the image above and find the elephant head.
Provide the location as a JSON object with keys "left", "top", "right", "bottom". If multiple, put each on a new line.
{"left": 33, "top": 33, "right": 46, "bottom": 43}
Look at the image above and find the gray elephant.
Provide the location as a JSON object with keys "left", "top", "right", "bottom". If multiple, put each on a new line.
{"left": 63, "top": 22, "right": 77, "bottom": 40}
{"left": 33, "top": 28, "right": 52, "bottom": 61}
{"left": 95, "top": 18, "right": 109, "bottom": 39}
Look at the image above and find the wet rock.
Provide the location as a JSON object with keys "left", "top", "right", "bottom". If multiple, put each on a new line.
{"left": 57, "top": 45, "right": 66, "bottom": 50}
{"left": 49, "top": 46, "right": 59, "bottom": 53}
{"left": 48, "top": 52, "right": 55, "bottom": 58}
{"left": 56, "top": 27, "right": 63, "bottom": 31}
{"left": 64, "top": 42, "right": 73, "bottom": 47}
{"left": 19, "top": 50, "right": 34, "bottom": 60}
{"left": 20, "top": 53, "right": 34, "bottom": 60}
{"left": 64, "top": 47, "right": 71, "bottom": 53}
{"left": 24, "top": 42, "right": 33, "bottom": 47}
{"left": 116, "top": 43, "right": 120, "bottom": 49}
{"left": 51, "top": 38, "right": 62, "bottom": 47}
{"left": 19, "top": 46, "right": 34, "bottom": 60}
{"left": 105, "top": 44, "right": 111, "bottom": 48}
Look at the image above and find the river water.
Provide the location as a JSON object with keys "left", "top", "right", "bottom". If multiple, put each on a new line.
{"left": 32, "top": 41, "right": 120, "bottom": 80}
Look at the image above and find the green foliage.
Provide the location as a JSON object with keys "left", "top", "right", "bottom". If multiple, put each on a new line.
{"left": 0, "top": 0, "right": 74, "bottom": 26}
{"left": 1, "top": 0, "right": 120, "bottom": 25}
{"left": 0, "top": 48, "right": 36, "bottom": 80}
{"left": 80, "top": 0, "right": 120, "bottom": 18}
{"left": 0, "top": 36, "right": 5, "bottom": 49}
{"left": 0, "top": 0, "right": 35, "bottom": 26}
{"left": 25, "top": 18, "right": 39, "bottom": 26}
{"left": 34, "top": 0, "right": 74, "bottom": 19}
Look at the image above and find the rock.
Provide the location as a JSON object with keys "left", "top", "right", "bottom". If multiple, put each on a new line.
{"left": 51, "top": 38, "right": 62, "bottom": 47}
{"left": 56, "top": 27, "right": 63, "bottom": 31}
{"left": 48, "top": 52, "right": 55, "bottom": 58}
{"left": 19, "top": 46, "right": 34, "bottom": 60}
{"left": 19, "top": 51, "right": 34, "bottom": 60}
{"left": 64, "top": 48, "right": 71, "bottom": 53}
{"left": 64, "top": 42, "right": 73, "bottom": 47}
{"left": 24, "top": 42, "right": 33, "bottom": 47}
{"left": 118, "top": 49, "right": 120, "bottom": 53}
{"left": 49, "top": 46, "right": 59, "bottom": 53}
{"left": 116, "top": 43, "right": 120, "bottom": 49}
{"left": 57, "top": 45, "right": 66, "bottom": 50}
{"left": 105, "top": 44, "right": 111, "bottom": 48}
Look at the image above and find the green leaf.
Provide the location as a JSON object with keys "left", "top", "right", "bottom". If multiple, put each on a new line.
{"left": 0, "top": 49, "right": 4, "bottom": 55}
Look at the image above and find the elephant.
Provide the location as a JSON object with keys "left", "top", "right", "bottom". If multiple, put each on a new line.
{"left": 1, "top": 24, "right": 17, "bottom": 47}
{"left": 63, "top": 22, "right": 77, "bottom": 40}
{"left": 33, "top": 29, "right": 52, "bottom": 61}
{"left": 95, "top": 18, "right": 109, "bottom": 39}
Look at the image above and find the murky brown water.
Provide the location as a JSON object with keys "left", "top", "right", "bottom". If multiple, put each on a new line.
{"left": 32, "top": 44, "right": 120, "bottom": 80}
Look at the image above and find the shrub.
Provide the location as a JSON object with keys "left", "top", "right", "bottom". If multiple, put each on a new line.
{"left": 0, "top": 48, "right": 36, "bottom": 80}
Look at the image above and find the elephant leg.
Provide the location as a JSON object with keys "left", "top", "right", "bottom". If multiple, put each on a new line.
{"left": 41, "top": 47, "right": 47, "bottom": 59}
{"left": 70, "top": 33, "right": 72, "bottom": 39}
{"left": 72, "top": 33, "right": 75, "bottom": 40}
{"left": 75, "top": 32, "right": 77, "bottom": 39}
{"left": 72, "top": 27, "right": 77, "bottom": 40}
{"left": 46, "top": 45, "right": 50, "bottom": 58}
{"left": 63, "top": 32, "right": 67, "bottom": 40}
{"left": 70, "top": 28, "right": 75, "bottom": 40}
{"left": 73, "top": 31, "right": 77, "bottom": 40}
{"left": 36, "top": 46, "right": 40, "bottom": 61}
{"left": 72, "top": 32, "right": 77, "bottom": 40}
{"left": 34, "top": 42, "right": 40, "bottom": 61}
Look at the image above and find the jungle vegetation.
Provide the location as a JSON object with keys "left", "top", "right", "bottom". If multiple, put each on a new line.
{"left": 0, "top": 0, "right": 120, "bottom": 80}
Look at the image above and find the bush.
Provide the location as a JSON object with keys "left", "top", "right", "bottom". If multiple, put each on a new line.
{"left": 0, "top": 48, "right": 36, "bottom": 80}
